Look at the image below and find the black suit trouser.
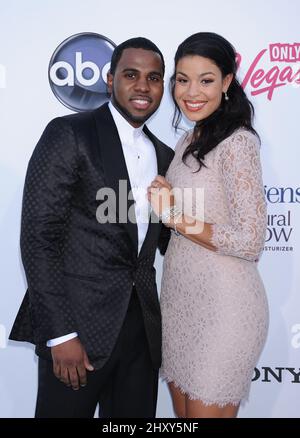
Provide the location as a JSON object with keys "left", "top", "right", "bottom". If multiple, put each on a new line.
{"left": 35, "top": 289, "right": 159, "bottom": 418}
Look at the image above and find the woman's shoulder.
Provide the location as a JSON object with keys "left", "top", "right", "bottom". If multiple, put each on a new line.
{"left": 214, "top": 129, "right": 261, "bottom": 170}
{"left": 221, "top": 128, "right": 260, "bottom": 146}
{"left": 217, "top": 128, "right": 260, "bottom": 156}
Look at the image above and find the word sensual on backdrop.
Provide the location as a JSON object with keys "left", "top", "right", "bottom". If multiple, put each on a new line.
{"left": 264, "top": 185, "right": 297, "bottom": 253}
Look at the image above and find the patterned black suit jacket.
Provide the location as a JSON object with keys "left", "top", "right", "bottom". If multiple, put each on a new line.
{"left": 9, "top": 103, "right": 174, "bottom": 370}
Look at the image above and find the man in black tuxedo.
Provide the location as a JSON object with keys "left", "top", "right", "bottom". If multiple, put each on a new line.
{"left": 9, "top": 37, "right": 174, "bottom": 418}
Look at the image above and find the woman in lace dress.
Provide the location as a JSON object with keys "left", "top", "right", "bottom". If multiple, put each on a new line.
{"left": 147, "top": 33, "right": 268, "bottom": 418}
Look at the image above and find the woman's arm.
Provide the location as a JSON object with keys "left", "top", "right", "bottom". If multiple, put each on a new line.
{"left": 148, "top": 131, "right": 267, "bottom": 261}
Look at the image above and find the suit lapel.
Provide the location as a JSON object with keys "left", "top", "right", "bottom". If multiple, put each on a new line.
{"left": 94, "top": 103, "right": 138, "bottom": 253}
{"left": 143, "top": 125, "right": 165, "bottom": 176}
{"left": 139, "top": 126, "right": 168, "bottom": 258}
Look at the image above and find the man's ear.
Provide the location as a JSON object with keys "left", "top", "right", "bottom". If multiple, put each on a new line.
{"left": 107, "top": 72, "right": 113, "bottom": 94}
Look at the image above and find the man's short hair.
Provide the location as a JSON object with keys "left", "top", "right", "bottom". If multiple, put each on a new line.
{"left": 109, "top": 37, "right": 165, "bottom": 76}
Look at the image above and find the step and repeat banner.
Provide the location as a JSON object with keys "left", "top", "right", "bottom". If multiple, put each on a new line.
{"left": 0, "top": 0, "right": 299, "bottom": 418}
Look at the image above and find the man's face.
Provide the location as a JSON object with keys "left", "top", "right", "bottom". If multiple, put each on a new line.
{"left": 107, "top": 48, "right": 164, "bottom": 127}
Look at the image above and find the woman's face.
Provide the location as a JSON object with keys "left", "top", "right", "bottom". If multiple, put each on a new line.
{"left": 174, "top": 55, "right": 232, "bottom": 122}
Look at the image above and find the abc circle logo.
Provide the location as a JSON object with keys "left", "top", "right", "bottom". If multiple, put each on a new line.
{"left": 49, "top": 33, "right": 116, "bottom": 112}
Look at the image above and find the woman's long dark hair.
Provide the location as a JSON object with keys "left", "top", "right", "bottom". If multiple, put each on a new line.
{"left": 171, "top": 32, "right": 259, "bottom": 170}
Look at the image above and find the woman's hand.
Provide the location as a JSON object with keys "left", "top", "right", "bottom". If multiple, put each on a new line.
{"left": 148, "top": 177, "right": 215, "bottom": 251}
{"left": 147, "top": 175, "right": 174, "bottom": 219}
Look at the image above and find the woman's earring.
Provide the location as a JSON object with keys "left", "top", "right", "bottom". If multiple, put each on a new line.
{"left": 224, "top": 91, "right": 229, "bottom": 101}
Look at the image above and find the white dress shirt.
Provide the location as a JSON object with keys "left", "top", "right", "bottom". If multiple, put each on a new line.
{"left": 47, "top": 102, "right": 158, "bottom": 347}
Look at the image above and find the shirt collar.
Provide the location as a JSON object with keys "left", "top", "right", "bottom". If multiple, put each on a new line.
{"left": 108, "top": 101, "right": 144, "bottom": 144}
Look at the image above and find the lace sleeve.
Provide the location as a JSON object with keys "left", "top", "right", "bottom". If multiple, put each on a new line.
{"left": 211, "top": 130, "right": 267, "bottom": 261}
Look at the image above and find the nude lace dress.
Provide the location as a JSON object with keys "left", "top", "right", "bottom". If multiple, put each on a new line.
{"left": 160, "top": 129, "right": 269, "bottom": 406}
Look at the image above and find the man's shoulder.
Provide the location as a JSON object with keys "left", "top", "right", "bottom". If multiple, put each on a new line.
{"left": 47, "top": 103, "right": 109, "bottom": 133}
{"left": 52, "top": 110, "right": 96, "bottom": 130}
{"left": 36, "top": 111, "right": 99, "bottom": 151}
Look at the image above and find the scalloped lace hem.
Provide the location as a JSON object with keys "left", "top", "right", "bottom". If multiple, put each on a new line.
{"left": 160, "top": 373, "right": 241, "bottom": 408}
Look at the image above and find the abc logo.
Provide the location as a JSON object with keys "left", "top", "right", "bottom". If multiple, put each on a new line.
{"left": 49, "top": 32, "right": 116, "bottom": 112}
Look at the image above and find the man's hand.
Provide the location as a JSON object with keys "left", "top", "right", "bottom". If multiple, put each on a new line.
{"left": 51, "top": 337, "right": 94, "bottom": 390}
